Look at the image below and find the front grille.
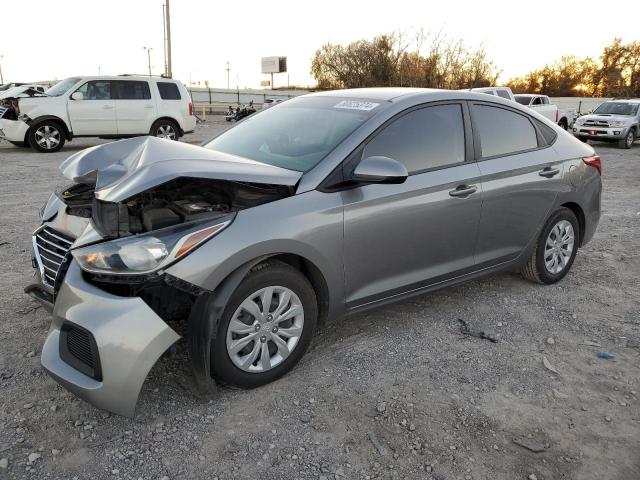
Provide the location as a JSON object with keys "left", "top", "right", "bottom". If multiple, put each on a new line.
{"left": 60, "top": 323, "right": 102, "bottom": 380}
{"left": 33, "top": 227, "right": 74, "bottom": 289}
{"left": 583, "top": 119, "right": 609, "bottom": 127}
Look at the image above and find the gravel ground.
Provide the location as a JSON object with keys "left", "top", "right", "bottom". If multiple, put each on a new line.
{"left": 0, "top": 122, "right": 638, "bottom": 480}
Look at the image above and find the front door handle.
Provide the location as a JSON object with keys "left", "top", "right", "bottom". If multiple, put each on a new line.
{"left": 102, "top": 104, "right": 114, "bottom": 110}
{"left": 539, "top": 167, "right": 560, "bottom": 178}
{"left": 449, "top": 184, "right": 477, "bottom": 198}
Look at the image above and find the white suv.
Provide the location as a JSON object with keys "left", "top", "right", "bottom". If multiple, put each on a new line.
{"left": 0, "top": 76, "right": 196, "bottom": 152}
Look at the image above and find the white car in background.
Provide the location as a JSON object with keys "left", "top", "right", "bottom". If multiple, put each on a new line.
{"left": 469, "top": 86, "right": 515, "bottom": 101}
{"left": 0, "top": 85, "right": 47, "bottom": 99}
{"left": 262, "top": 98, "right": 284, "bottom": 110}
{"left": 514, "top": 94, "right": 577, "bottom": 130}
{"left": 0, "top": 76, "right": 196, "bottom": 152}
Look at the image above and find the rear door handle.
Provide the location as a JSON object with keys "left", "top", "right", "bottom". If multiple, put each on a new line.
{"left": 449, "top": 184, "right": 477, "bottom": 198}
{"left": 539, "top": 167, "right": 560, "bottom": 178}
{"left": 102, "top": 104, "right": 114, "bottom": 110}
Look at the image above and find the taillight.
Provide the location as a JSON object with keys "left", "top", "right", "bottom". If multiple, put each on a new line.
{"left": 188, "top": 102, "right": 193, "bottom": 116}
{"left": 583, "top": 155, "right": 601, "bottom": 175}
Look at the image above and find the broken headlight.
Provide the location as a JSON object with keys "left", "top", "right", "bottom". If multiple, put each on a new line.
{"left": 72, "top": 217, "right": 232, "bottom": 274}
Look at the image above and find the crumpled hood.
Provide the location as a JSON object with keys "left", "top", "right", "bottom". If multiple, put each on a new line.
{"left": 59, "top": 136, "right": 302, "bottom": 202}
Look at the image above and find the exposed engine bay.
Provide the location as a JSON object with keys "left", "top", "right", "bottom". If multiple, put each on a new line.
{"left": 59, "top": 177, "right": 293, "bottom": 238}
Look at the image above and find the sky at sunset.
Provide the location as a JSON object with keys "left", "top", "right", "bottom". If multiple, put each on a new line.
{"left": 0, "top": 0, "right": 634, "bottom": 89}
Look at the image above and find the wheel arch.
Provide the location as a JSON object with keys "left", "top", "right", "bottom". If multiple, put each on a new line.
{"left": 560, "top": 201, "right": 585, "bottom": 246}
{"left": 151, "top": 116, "right": 183, "bottom": 136}
{"left": 185, "top": 252, "right": 330, "bottom": 396}
{"left": 25, "top": 115, "right": 72, "bottom": 142}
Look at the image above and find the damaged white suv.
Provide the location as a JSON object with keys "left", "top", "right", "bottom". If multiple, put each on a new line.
{"left": 0, "top": 76, "right": 196, "bottom": 152}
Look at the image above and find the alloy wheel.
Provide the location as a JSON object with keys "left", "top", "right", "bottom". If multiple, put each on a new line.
{"left": 544, "top": 220, "right": 575, "bottom": 274}
{"left": 626, "top": 131, "right": 634, "bottom": 148}
{"left": 35, "top": 125, "right": 61, "bottom": 150}
{"left": 156, "top": 124, "right": 177, "bottom": 140}
{"left": 226, "top": 286, "right": 304, "bottom": 373}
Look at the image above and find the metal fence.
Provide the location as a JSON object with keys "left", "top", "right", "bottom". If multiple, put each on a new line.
{"left": 187, "top": 87, "right": 309, "bottom": 107}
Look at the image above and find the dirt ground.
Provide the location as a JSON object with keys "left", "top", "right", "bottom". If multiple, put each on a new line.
{"left": 0, "top": 121, "right": 638, "bottom": 480}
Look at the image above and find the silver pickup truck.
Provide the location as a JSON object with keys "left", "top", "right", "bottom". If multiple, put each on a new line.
{"left": 572, "top": 99, "right": 640, "bottom": 149}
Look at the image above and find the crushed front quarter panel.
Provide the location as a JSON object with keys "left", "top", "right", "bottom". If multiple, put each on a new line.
{"left": 41, "top": 261, "right": 180, "bottom": 417}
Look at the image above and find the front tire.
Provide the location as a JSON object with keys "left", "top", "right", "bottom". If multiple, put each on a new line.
{"left": 521, "top": 208, "right": 579, "bottom": 284}
{"left": 28, "top": 121, "right": 65, "bottom": 153}
{"left": 150, "top": 119, "right": 180, "bottom": 140}
{"left": 211, "top": 261, "right": 318, "bottom": 388}
{"left": 618, "top": 129, "right": 635, "bottom": 149}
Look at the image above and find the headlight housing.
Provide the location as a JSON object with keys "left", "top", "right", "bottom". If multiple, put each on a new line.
{"left": 575, "top": 117, "right": 586, "bottom": 125}
{"left": 609, "top": 120, "right": 625, "bottom": 128}
{"left": 72, "top": 217, "right": 232, "bottom": 274}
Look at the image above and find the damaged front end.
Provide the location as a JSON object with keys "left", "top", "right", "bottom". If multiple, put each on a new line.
{"left": 29, "top": 136, "right": 300, "bottom": 416}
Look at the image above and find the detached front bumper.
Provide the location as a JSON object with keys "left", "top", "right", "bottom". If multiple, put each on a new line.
{"left": 572, "top": 124, "right": 629, "bottom": 140}
{"left": 0, "top": 118, "right": 29, "bottom": 142}
{"left": 38, "top": 261, "right": 180, "bottom": 417}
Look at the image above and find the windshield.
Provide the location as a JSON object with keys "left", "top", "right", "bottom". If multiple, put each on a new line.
{"left": 593, "top": 102, "right": 639, "bottom": 116}
{"left": 45, "top": 77, "right": 82, "bottom": 97}
{"left": 514, "top": 96, "right": 531, "bottom": 105}
{"left": 204, "top": 97, "right": 381, "bottom": 172}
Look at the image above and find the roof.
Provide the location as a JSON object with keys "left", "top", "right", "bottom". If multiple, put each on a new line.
{"left": 308, "top": 87, "right": 438, "bottom": 101}
{"left": 64, "top": 75, "right": 179, "bottom": 82}
{"left": 609, "top": 98, "right": 640, "bottom": 103}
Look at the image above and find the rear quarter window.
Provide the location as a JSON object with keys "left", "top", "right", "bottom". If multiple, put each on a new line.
{"left": 473, "top": 104, "right": 539, "bottom": 158}
{"left": 157, "top": 82, "right": 182, "bottom": 100}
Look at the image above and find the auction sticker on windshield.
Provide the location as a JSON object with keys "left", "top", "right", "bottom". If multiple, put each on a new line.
{"left": 333, "top": 100, "right": 380, "bottom": 111}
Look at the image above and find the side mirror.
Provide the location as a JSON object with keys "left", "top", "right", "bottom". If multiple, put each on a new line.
{"left": 351, "top": 156, "right": 408, "bottom": 185}
{"left": 71, "top": 91, "right": 84, "bottom": 101}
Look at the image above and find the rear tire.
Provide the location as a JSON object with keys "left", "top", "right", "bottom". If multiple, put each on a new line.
{"left": 211, "top": 261, "right": 317, "bottom": 388}
{"left": 618, "top": 129, "right": 635, "bottom": 149}
{"left": 521, "top": 208, "right": 580, "bottom": 285}
{"left": 28, "top": 120, "right": 66, "bottom": 153}
{"left": 150, "top": 119, "right": 180, "bottom": 140}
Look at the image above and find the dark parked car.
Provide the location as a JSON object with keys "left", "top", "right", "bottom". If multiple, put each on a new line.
{"left": 27, "top": 88, "right": 602, "bottom": 416}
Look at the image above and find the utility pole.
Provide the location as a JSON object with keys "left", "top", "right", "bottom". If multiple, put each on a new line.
{"left": 225, "top": 61, "right": 231, "bottom": 89}
{"left": 98, "top": 66, "right": 101, "bottom": 76}
{"left": 143, "top": 47, "right": 153, "bottom": 77}
{"left": 162, "top": 3, "right": 168, "bottom": 76}
{"left": 164, "top": 0, "right": 173, "bottom": 78}
{"left": 0, "top": 55, "right": 4, "bottom": 84}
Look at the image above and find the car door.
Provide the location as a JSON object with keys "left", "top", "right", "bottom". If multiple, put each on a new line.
{"left": 341, "top": 102, "right": 482, "bottom": 309}
{"left": 470, "top": 102, "right": 564, "bottom": 266}
{"left": 113, "top": 80, "right": 155, "bottom": 135}
{"left": 67, "top": 80, "right": 117, "bottom": 135}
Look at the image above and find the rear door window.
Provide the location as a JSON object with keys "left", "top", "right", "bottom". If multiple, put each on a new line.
{"left": 497, "top": 90, "right": 512, "bottom": 99}
{"left": 157, "top": 82, "right": 181, "bottom": 100}
{"left": 363, "top": 103, "right": 466, "bottom": 173}
{"left": 115, "top": 81, "right": 151, "bottom": 100}
{"left": 473, "top": 104, "right": 539, "bottom": 158}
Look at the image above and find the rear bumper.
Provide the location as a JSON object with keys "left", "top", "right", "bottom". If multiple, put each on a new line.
{"left": 0, "top": 118, "right": 29, "bottom": 142}
{"left": 39, "top": 261, "right": 180, "bottom": 417}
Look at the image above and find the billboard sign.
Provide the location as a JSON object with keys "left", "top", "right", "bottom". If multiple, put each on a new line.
{"left": 261, "top": 56, "right": 287, "bottom": 74}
